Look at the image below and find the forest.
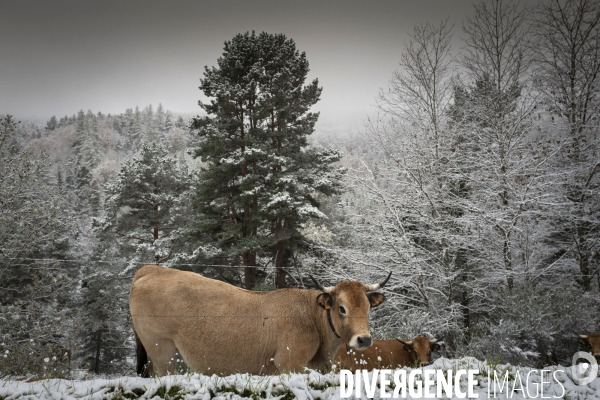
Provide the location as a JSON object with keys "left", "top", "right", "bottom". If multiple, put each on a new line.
{"left": 1, "top": 0, "right": 599, "bottom": 380}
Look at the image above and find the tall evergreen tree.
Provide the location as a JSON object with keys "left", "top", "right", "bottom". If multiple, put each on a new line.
{"left": 45, "top": 115, "right": 57, "bottom": 131}
{"left": 164, "top": 112, "right": 174, "bottom": 133}
{"left": 192, "top": 31, "right": 342, "bottom": 289}
{"left": 129, "top": 106, "right": 143, "bottom": 151}
{"left": 156, "top": 103, "right": 166, "bottom": 134}
{"left": 93, "top": 141, "right": 196, "bottom": 270}
{"left": 76, "top": 262, "right": 130, "bottom": 374}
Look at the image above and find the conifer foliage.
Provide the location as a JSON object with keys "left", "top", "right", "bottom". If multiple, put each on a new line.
{"left": 192, "top": 31, "right": 342, "bottom": 289}
{"left": 94, "top": 141, "right": 195, "bottom": 270}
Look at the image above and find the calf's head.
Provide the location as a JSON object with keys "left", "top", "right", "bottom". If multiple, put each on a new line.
{"left": 398, "top": 336, "right": 440, "bottom": 366}
{"left": 579, "top": 333, "right": 600, "bottom": 360}
{"left": 311, "top": 272, "right": 391, "bottom": 350}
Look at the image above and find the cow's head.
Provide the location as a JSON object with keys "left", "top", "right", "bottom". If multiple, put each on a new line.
{"left": 579, "top": 333, "right": 600, "bottom": 360}
{"left": 311, "top": 272, "right": 391, "bottom": 350}
{"left": 398, "top": 336, "right": 440, "bottom": 366}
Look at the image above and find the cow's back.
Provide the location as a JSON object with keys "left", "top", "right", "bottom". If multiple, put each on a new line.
{"left": 130, "top": 265, "right": 324, "bottom": 375}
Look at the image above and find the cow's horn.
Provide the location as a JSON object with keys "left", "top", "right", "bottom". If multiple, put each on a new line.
{"left": 404, "top": 340, "right": 413, "bottom": 345}
{"left": 365, "top": 271, "right": 392, "bottom": 291}
{"left": 309, "top": 275, "right": 333, "bottom": 293}
{"left": 430, "top": 339, "right": 438, "bottom": 344}
{"left": 580, "top": 335, "right": 588, "bottom": 339}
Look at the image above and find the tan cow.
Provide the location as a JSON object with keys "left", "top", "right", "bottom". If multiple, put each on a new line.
{"left": 129, "top": 265, "right": 391, "bottom": 376}
{"left": 579, "top": 333, "right": 600, "bottom": 360}
{"left": 333, "top": 336, "right": 440, "bottom": 372}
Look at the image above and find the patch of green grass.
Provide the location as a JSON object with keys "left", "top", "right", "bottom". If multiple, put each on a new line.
{"left": 484, "top": 355, "right": 502, "bottom": 376}
{"left": 218, "top": 384, "right": 267, "bottom": 400}
{"left": 308, "top": 379, "right": 334, "bottom": 391}
{"left": 108, "top": 391, "right": 124, "bottom": 400}
{"left": 154, "top": 384, "right": 183, "bottom": 400}
{"left": 97, "top": 385, "right": 145, "bottom": 400}
{"left": 130, "top": 388, "right": 146, "bottom": 398}
{"left": 279, "top": 390, "right": 295, "bottom": 400}
{"left": 111, "top": 387, "right": 146, "bottom": 399}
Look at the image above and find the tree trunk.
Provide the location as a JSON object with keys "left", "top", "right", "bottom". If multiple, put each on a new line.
{"left": 461, "top": 266, "right": 470, "bottom": 345}
{"left": 94, "top": 329, "right": 102, "bottom": 374}
{"left": 243, "top": 251, "right": 256, "bottom": 290}
{"left": 275, "top": 244, "right": 287, "bottom": 288}
{"left": 153, "top": 202, "right": 159, "bottom": 263}
{"left": 578, "top": 225, "right": 591, "bottom": 291}
{"left": 274, "top": 218, "right": 287, "bottom": 288}
{"left": 504, "top": 234, "right": 514, "bottom": 290}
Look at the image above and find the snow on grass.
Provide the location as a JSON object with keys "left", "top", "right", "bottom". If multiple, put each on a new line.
{"left": 0, "top": 357, "right": 599, "bottom": 399}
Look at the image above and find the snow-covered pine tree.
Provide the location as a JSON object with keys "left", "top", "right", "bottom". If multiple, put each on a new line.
{"left": 164, "top": 112, "right": 174, "bottom": 133}
{"left": 45, "top": 115, "right": 57, "bottom": 131}
{"left": 192, "top": 31, "right": 342, "bottom": 289}
{"left": 93, "top": 141, "right": 196, "bottom": 271}
{"left": 156, "top": 103, "right": 166, "bottom": 134}
{"left": 75, "top": 259, "right": 130, "bottom": 374}
{"left": 129, "top": 106, "right": 143, "bottom": 152}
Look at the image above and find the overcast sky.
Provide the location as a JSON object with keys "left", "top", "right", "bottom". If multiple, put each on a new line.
{"left": 0, "top": 0, "right": 532, "bottom": 130}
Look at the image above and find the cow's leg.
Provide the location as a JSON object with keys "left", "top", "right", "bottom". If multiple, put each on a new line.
{"left": 145, "top": 339, "right": 178, "bottom": 376}
{"left": 308, "top": 342, "right": 345, "bottom": 372}
{"left": 273, "top": 341, "right": 318, "bottom": 373}
{"left": 306, "top": 353, "right": 334, "bottom": 373}
{"left": 175, "top": 341, "right": 212, "bottom": 374}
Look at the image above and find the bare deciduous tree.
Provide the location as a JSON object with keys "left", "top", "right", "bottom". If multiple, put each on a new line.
{"left": 457, "top": 0, "right": 538, "bottom": 290}
{"left": 532, "top": 0, "right": 600, "bottom": 291}
{"left": 336, "top": 20, "right": 473, "bottom": 347}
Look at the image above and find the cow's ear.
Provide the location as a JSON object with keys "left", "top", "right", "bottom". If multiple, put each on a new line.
{"left": 431, "top": 343, "right": 441, "bottom": 352}
{"left": 367, "top": 292, "right": 386, "bottom": 307}
{"left": 404, "top": 343, "right": 415, "bottom": 352}
{"left": 579, "top": 337, "right": 590, "bottom": 346}
{"left": 316, "top": 293, "right": 333, "bottom": 310}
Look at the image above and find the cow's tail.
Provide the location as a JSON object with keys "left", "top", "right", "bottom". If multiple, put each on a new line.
{"left": 134, "top": 328, "right": 150, "bottom": 377}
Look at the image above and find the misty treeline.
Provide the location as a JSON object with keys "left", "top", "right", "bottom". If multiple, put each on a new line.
{"left": 1, "top": 0, "right": 599, "bottom": 377}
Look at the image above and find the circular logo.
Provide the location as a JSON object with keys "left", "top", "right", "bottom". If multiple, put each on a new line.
{"left": 571, "top": 351, "right": 598, "bottom": 385}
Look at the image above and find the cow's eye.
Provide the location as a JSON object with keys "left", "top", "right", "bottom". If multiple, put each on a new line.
{"left": 339, "top": 306, "right": 346, "bottom": 314}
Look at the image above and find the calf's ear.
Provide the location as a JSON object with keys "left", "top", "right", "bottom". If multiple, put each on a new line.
{"left": 316, "top": 293, "right": 333, "bottom": 310}
{"left": 397, "top": 339, "right": 415, "bottom": 353}
{"left": 578, "top": 336, "right": 590, "bottom": 346}
{"left": 367, "top": 292, "right": 386, "bottom": 307}
{"left": 431, "top": 343, "right": 441, "bottom": 352}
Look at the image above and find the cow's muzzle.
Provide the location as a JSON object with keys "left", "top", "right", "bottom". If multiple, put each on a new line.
{"left": 354, "top": 335, "right": 372, "bottom": 350}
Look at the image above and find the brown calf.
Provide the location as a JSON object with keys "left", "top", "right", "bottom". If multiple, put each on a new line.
{"left": 333, "top": 335, "right": 440, "bottom": 372}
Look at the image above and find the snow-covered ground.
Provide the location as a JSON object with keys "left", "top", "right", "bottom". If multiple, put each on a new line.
{"left": 1, "top": 357, "right": 599, "bottom": 399}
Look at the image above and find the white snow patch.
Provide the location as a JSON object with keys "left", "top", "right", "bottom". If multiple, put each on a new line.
{"left": 0, "top": 357, "right": 598, "bottom": 399}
